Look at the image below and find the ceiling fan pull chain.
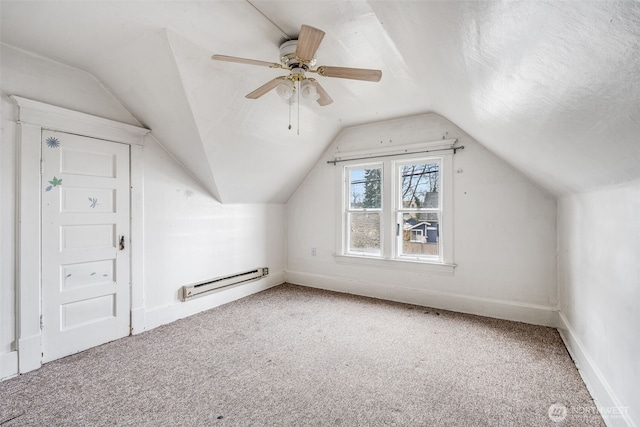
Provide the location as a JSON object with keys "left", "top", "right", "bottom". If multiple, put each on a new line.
{"left": 288, "top": 95, "right": 292, "bottom": 130}
{"left": 297, "top": 80, "right": 300, "bottom": 136}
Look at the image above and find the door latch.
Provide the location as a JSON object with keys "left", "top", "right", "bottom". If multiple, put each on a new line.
{"left": 119, "top": 236, "right": 125, "bottom": 251}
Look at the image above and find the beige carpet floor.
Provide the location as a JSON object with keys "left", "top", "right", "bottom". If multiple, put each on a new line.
{"left": 1, "top": 284, "right": 603, "bottom": 426}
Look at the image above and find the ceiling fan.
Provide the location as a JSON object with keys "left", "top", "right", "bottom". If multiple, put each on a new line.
{"left": 212, "top": 24, "right": 382, "bottom": 106}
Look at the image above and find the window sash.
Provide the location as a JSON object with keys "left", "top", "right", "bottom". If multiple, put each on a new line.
{"left": 344, "top": 163, "right": 383, "bottom": 257}
{"left": 396, "top": 158, "right": 441, "bottom": 211}
{"left": 397, "top": 211, "right": 440, "bottom": 260}
{"left": 395, "top": 158, "right": 443, "bottom": 262}
{"left": 346, "top": 211, "right": 382, "bottom": 256}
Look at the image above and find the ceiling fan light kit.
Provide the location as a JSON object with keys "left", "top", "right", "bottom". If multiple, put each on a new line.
{"left": 212, "top": 24, "right": 382, "bottom": 107}
{"left": 275, "top": 79, "right": 295, "bottom": 99}
{"left": 299, "top": 79, "right": 318, "bottom": 101}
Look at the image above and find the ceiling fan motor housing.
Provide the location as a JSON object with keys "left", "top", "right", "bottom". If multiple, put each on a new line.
{"left": 280, "top": 40, "right": 317, "bottom": 69}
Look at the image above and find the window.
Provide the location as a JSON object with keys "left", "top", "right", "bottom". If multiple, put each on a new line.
{"left": 397, "top": 160, "right": 441, "bottom": 260}
{"left": 337, "top": 149, "right": 453, "bottom": 270}
{"left": 345, "top": 164, "right": 383, "bottom": 256}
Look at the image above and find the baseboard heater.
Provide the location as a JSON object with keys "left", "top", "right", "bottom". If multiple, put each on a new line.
{"left": 180, "top": 267, "right": 269, "bottom": 301}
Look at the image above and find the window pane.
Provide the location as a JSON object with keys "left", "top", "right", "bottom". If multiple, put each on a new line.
{"left": 349, "top": 167, "right": 382, "bottom": 209}
{"left": 401, "top": 212, "right": 439, "bottom": 257}
{"left": 400, "top": 163, "right": 439, "bottom": 208}
{"left": 349, "top": 212, "right": 381, "bottom": 255}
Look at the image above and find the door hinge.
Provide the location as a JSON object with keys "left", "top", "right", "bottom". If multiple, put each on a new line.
{"left": 40, "top": 314, "right": 43, "bottom": 329}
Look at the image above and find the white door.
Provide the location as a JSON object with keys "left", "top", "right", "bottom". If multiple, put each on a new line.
{"left": 41, "top": 130, "right": 130, "bottom": 363}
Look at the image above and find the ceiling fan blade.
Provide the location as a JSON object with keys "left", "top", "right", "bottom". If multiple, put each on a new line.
{"left": 316, "top": 66, "right": 382, "bottom": 82}
{"left": 295, "top": 25, "right": 325, "bottom": 63}
{"left": 246, "top": 76, "right": 286, "bottom": 99}
{"left": 308, "top": 78, "right": 333, "bottom": 106}
{"left": 212, "top": 54, "right": 281, "bottom": 69}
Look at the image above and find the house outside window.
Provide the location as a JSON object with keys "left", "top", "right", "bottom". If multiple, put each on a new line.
{"left": 397, "top": 159, "right": 441, "bottom": 260}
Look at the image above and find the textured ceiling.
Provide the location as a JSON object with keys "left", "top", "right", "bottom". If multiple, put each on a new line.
{"left": 2, "top": 1, "right": 639, "bottom": 202}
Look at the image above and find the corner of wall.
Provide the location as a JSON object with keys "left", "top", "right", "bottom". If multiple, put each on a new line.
{"left": 557, "top": 312, "right": 636, "bottom": 427}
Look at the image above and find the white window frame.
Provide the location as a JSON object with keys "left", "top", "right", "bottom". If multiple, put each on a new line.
{"left": 395, "top": 157, "right": 442, "bottom": 262}
{"left": 334, "top": 141, "right": 455, "bottom": 275}
{"left": 343, "top": 163, "right": 384, "bottom": 257}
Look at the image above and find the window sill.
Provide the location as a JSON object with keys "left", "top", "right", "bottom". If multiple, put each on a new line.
{"left": 333, "top": 254, "right": 456, "bottom": 276}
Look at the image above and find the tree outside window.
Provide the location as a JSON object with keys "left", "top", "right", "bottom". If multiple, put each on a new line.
{"left": 346, "top": 165, "right": 382, "bottom": 255}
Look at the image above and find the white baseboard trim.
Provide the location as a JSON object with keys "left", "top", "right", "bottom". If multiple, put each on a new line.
{"left": 144, "top": 271, "right": 285, "bottom": 332}
{"left": 557, "top": 312, "right": 636, "bottom": 427}
{"left": 18, "top": 333, "right": 41, "bottom": 373}
{"left": 285, "top": 270, "right": 558, "bottom": 327}
{"left": 0, "top": 351, "right": 18, "bottom": 381}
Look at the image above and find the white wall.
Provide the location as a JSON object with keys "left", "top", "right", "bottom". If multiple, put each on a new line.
{"left": 0, "top": 43, "right": 285, "bottom": 379}
{"left": 286, "top": 113, "right": 558, "bottom": 326}
{"left": 140, "top": 136, "right": 285, "bottom": 330}
{"left": 558, "top": 180, "right": 640, "bottom": 427}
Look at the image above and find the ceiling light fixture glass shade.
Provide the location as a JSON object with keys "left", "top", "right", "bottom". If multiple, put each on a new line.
{"left": 300, "top": 79, "right": 318, "bottom": 101}
{"left": 276, "top": 80, "right": 294, "bottom": 100}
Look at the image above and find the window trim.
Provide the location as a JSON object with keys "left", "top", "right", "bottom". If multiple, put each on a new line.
{"left": 333, "top": 253, "right": 456, "bottom": 276}
{"left": 334, "top": 142, "right": 455, "bottom": 274}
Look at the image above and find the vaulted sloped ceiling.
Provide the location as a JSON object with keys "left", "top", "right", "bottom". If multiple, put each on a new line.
{"left": 2, "top": 1, "right": 639, "bottom": 202}
{"left": 368, "top": 1, "right": 640, "bottom": 195}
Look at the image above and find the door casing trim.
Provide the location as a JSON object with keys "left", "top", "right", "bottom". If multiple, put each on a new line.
{"left": 11, "top": 96, "right": 149, "bottom": 373}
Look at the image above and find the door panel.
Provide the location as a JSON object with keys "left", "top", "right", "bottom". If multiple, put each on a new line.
{"left": 61, "top": 224, "right": 115, "bottom": 251}
{"left": 41, "top": 130, "right": 130, "bottom": 363}
{"left": 61, "top": 187, "right": 115, "bottom": 212}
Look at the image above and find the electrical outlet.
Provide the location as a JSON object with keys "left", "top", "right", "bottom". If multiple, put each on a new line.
{"left": 311, "top": 247, "right": 317, "bottom": 256}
